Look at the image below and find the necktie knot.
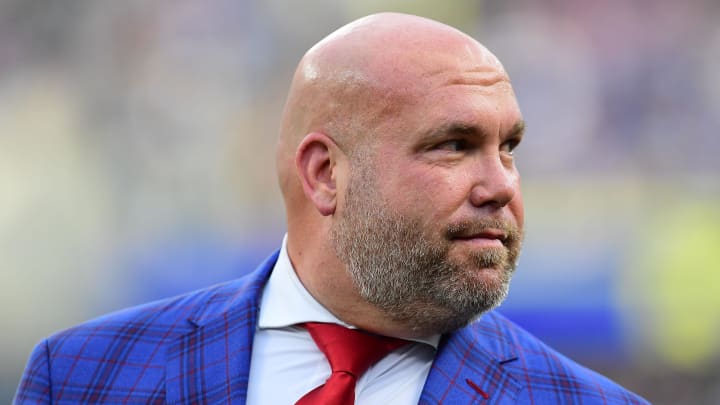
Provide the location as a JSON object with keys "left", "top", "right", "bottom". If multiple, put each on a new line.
{"left": 296, "top": 322, "right": 408, "bottom": 405}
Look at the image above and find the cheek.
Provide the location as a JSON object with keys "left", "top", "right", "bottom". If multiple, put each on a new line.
{"left": 509, "top": 187, "right": 524, "bottom": 229}
{"left": 384, "top": 164, "right": 470, "bottom": 217}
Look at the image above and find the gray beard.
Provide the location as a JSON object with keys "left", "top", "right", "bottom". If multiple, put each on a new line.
{"left": 330, "top": 162, "right": 522, "bottom": 335}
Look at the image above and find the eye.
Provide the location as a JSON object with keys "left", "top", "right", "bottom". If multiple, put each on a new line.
{"left": 435, "top": 139, "right": 469, "bottom": 152}
{"left": 500, "top": 138, "right": 520, "bottom": 155}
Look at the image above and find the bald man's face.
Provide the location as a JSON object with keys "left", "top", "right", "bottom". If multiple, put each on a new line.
{"left": 330, "top": 49, "right": 525, "bottom": 334}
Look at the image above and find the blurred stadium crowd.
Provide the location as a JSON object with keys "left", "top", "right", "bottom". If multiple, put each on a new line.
{"left": 1, "top": 1, "right": 718, "bottom": 403}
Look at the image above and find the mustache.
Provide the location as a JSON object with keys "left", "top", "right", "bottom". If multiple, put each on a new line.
{"left": 445, "top": 217, "right": 522, "bottom": 244}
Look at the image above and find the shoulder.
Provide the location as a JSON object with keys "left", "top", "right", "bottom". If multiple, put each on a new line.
{"left": 47, "top": 255, "right": 272, "bottom": 352}
{"left": 14, "top": 251, "right": 278, "bottom": 403}
{"left": 461, "top": 311, "right": 650, "bottom": 404}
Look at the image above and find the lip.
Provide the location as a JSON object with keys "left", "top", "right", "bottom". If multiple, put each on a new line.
{"left": 451, "top": 229, "right": 506, "bottom": 248}
{"left": 452, "top": 237, "right": 504, "bottom": 248}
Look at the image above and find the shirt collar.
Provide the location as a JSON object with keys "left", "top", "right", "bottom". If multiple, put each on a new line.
{"left": 258, "top": 234, "right": 441, "bottom": 349}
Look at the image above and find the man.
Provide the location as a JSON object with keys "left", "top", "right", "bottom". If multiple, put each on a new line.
{"left": 15, "top": 13, "right": 649, "bottom": 404}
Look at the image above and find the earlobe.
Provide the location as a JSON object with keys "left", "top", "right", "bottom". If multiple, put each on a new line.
{"left": 295, "top": 132, "right": 339, "bottom": 216}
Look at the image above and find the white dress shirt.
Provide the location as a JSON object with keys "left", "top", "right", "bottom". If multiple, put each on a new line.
{"left": 246, "top": 236, "right": 440, "bottom": 405}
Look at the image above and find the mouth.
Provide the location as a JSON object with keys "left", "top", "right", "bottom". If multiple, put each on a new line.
{"left": 450, "top": 229, "right": 507, "bottom": 248}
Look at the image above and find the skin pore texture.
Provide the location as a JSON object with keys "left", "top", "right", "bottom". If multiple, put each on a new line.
{"left": 276, "top": 12, "right": 526, "bottom": 339}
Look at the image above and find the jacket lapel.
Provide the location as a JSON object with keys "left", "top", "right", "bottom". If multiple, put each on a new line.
{"left": 165, "top": 251, "right": 279, "bottom": 405}
{"left": 419, "top": 313, "right": 522, "bottom": 404}
{"left": 163, "top": 252, "right": 521, "bottom": 404}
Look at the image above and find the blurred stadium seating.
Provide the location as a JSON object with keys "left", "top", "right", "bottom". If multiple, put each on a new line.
{"left": 1, "top": 1, "right": 718, "bottom": 403}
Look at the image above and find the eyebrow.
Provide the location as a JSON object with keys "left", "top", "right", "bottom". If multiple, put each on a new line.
{"left": 424, "top": 119, "right": 526, "bottom": 142}
{"left": 509, "top": 120, "right": 526, "bottom": 139}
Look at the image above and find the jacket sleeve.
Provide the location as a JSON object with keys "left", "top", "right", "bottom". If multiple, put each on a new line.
{"left": 14, "top": 339, "right": 52, "bottom": 405}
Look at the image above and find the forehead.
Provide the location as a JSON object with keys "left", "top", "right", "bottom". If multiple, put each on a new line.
{"left": 377, "top": 77, "right": 523, "bottom": 147}
{"left": 323, "top": 26, "right": 520, "bottom": 151}
{"left": 375, "top": 40, "right": 518, "bottom": 128}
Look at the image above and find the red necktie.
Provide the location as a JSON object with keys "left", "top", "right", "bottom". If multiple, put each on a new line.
{"left": 296, "top": 322, "right": 408, "bottom": 405}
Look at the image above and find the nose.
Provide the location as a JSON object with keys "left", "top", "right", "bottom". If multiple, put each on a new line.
{"left": 468, "top": 155, "right": 518, "bottom": 209}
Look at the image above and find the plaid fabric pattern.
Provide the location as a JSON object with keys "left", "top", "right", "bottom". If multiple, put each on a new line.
{"left": 15, "top": 250, "right": 649, "bottom": 404}
{"left": 419, "top": 313, "right": 650, "bottom": 404}
{"left": 14, "top": 251, "right": 278, "bottom": 405}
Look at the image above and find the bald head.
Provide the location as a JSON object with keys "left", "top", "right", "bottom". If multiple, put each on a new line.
{"left": 275, "top": 13, "right": 524, "bottom": 337}
{"left": 276, "top": 13, "right": 509, "bottom": 207}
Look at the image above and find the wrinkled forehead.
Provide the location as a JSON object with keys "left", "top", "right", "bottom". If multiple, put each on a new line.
{"left": 382, "top": 43, "right": 509, "bottom": 97}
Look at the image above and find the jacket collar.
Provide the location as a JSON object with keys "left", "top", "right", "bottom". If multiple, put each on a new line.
{"left": 164, "top": 249, "right": 522, "bottom": 404}
{"left": 419, "top": 312, "right": 521, "bottom": 403}
{"left": 165, "top": 250, "right": 279, "bottom": 405}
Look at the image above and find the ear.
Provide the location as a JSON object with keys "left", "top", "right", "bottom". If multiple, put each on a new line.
{"left": 295, "top": 132, "right": 343, "bottom": 216}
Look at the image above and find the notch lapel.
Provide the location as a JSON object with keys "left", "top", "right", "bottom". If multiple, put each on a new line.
{"left": 419, "top": 313, "right": 522, "bottom": 404}
{"left": 165, "top": 251, "right": 278, "bottom": 405}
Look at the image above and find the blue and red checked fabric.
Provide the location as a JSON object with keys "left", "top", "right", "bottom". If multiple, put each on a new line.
{"left": 15, "top": 250, "right": 649, "bottom": 404}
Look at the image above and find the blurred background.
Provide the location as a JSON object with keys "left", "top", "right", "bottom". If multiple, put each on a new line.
{"left": 1, "top": 0, "right": 718, "bottom": 403}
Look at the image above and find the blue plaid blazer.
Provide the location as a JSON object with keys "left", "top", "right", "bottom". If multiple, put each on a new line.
{"left": 16, "top": 251, "right": 649, "bottom": 404}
